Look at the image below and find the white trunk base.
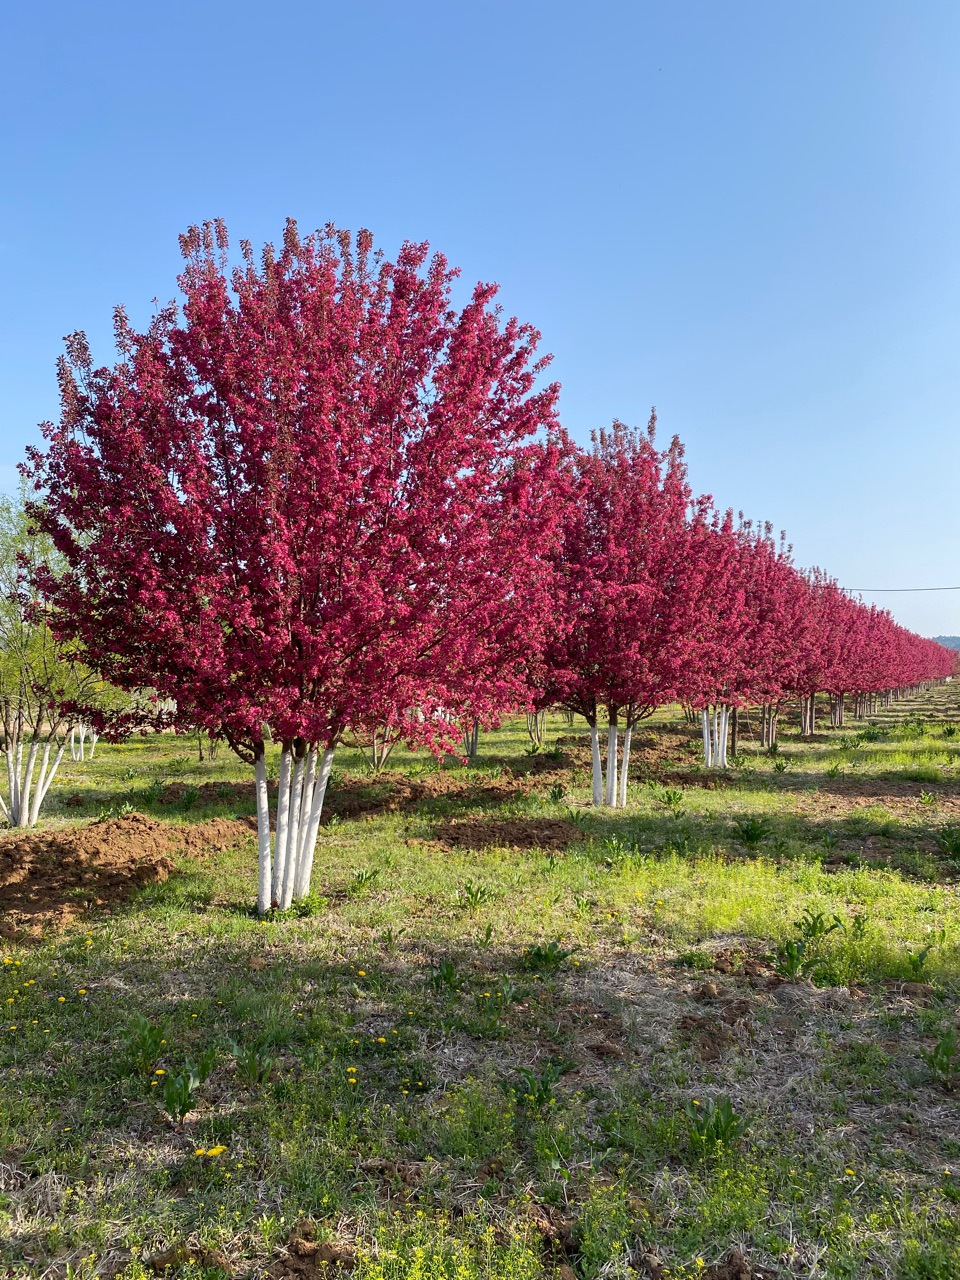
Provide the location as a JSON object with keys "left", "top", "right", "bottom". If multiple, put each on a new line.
{"left": 257, "top": 744, "right": 336, "bottom": 914}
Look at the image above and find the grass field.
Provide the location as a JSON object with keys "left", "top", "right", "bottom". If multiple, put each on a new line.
{"left": 5, "top": 686, "right": 960, "bottom": 1279}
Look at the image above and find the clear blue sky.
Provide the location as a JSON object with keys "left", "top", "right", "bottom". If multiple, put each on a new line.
{"left": 2, "top": 1, "right": 959, "bottom": 635}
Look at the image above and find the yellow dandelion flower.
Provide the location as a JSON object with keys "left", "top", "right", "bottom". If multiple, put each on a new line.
{"left": 207, "top": 1145, "right": 226, "bottom": 1156}
{"left": 358, "top": 970, "right": 367, "bottom": 977}
{"left": 77, "top": 989, "right": 87, "bottom": 995}
{"left": 155, "top": 1069, "right": 166, "bottom": 1075}
{"left": 845, "top": 1168, "right": 855, "bottom": 1176}
{"left": 194, "top": 1148, "right": 207, "bottom": 1156}
{"left": 58, "top": 997, "right": 65, "bottom": 1003}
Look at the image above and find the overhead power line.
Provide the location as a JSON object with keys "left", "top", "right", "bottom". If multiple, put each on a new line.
{"left": 847, "top": 585, "right": 960, "bottom": 593}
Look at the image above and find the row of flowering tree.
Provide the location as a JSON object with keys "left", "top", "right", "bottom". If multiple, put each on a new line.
{"left": 540, "top": 425, "right": 955, "bottom": 801}
{"left": 22, "top": 220, "right": 956, "bottom": 904}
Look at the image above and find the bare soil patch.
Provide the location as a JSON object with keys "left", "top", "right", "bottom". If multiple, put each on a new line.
{"left": 156, "top": 770, "right": 532, "bottom": 820}
{"left": 0, "top": 813, "right": 255, "bottom": 937}
{"left": 268, "top": 1220, "right": 355, "bottom": 1277}
{"left": 432, "top": 817, "right": 582, "bottom": 852}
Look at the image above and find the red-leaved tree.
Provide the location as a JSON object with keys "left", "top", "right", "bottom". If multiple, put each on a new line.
{"left": 543, "top": 416, "right": 713, "bottom": 806}
{"left": 24, "top": 220, "right": 563, "bottom": 911}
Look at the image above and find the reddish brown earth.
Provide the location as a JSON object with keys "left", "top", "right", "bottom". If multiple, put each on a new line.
{"left": 0, "top": 812, "right": 255, "bottom": 938}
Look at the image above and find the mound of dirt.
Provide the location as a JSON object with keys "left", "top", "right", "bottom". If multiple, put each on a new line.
{"left": 269, "top": 1220, "right": 355, "bottom": 1277}
{"left": 324, "top": 770, "right": 524, "bottom": 820}
{"left": 0, "top": 812, "right": 255, "bottom": 938}
{"left": 433, "top": 817, "right": 581, "bottom": 851}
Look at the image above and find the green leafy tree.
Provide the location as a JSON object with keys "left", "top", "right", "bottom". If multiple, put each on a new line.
{"left": 0, "top": 496, "right": 128, "bottom": 825}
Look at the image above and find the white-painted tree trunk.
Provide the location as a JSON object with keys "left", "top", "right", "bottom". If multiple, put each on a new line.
{"left": 271, "top": 746, "right": 293, "bottom": 906}
{"left": 605, "top": 718, "right": 618, "bottom": 807}
{"left": 70, "top": 723, "right": 95, "bottom": 762}
{"left": 278, "top": 749, "right": 306, "bottom": 910}
{"left": 293, "top": 748, "right": 335, "bottom": 900}
{"left": 617, "top": 724, "right": 633, "bottom": 808}
{"left": 256, "top": 742, "right": 337, "bottom": 914}
{"left": 723, "top": 705, "right": 731, "bottom": 766}
{"left": 589, "top": 723, "right": 603, "bottom": 806}
{"left": 1, "top": 730, "right": 69, "bottom": 827}
{"left": 254, "top": 753, "right": 272, "bottom": 915}
{"left": 701, "top": 705, "right": 731, "bottom": 769}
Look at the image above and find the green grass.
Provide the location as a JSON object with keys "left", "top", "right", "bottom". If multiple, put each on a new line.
{"left": 4, "top": 687, "right": 960, "bottom": 1277}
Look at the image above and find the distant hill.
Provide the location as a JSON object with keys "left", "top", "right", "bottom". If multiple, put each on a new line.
{"left": 934, "top": 636, "right": 960, "bottom": 650}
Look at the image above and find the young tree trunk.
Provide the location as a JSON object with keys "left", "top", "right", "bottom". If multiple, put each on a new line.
{"left": 254, "top": 750, "right": 272, "bottom": 914}
{"left": 1, "top": 727, "right": 68, "bottom": 828}
{"left": 604, "top": 710, "right": 619, "bottom": 806}
{"left": 617, "top": 723, "right": 633, "bottom": 808}
{"left": 730, "top": 705, "right": 739, "bottom": 758}
{"left": 255, "top": 741, "right": 337, "bottom": 914}
{"left": 463, "top": 719, "right": 480, "bottom": 758}
{"left": 701, "top": 707, "right": 713, "bottom": 768}
{"left": 718, "top": 704, "right": 730, "bottom": 767}
{"left": 279, "top": 744, "right": 308, "bottom": 909}
{"left": 589, "top": 722, "right": 603, "bottom": 806}
{"left": 525, "top": 709, "right": 547, "bottom": 750}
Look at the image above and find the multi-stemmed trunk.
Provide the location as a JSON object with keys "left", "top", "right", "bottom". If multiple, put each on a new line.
{"left": 587, "top": 709, "right": 634, "bottom": 808}
{"left": 253, "top": 740, "right": 336, "bottom": 915}
{"left": 799, "top": 694, "right": 817, "bottom": 737}
{"left": 525, "top": 708, "right": 548, "bottom": 750}
{"left": 759, "top": 702, "right": 779, "bottom": 749}
{"left": 1, "top": 727, "right": 68, "bottom": 827}
{"left": 462, "top": 719, "right": 480, "bottom": 759}
{"left": 70, "top": 723, "right": 98, "bottom": 761}
{"left": 701, "top": 704, "right": 730, "bottom": 768}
